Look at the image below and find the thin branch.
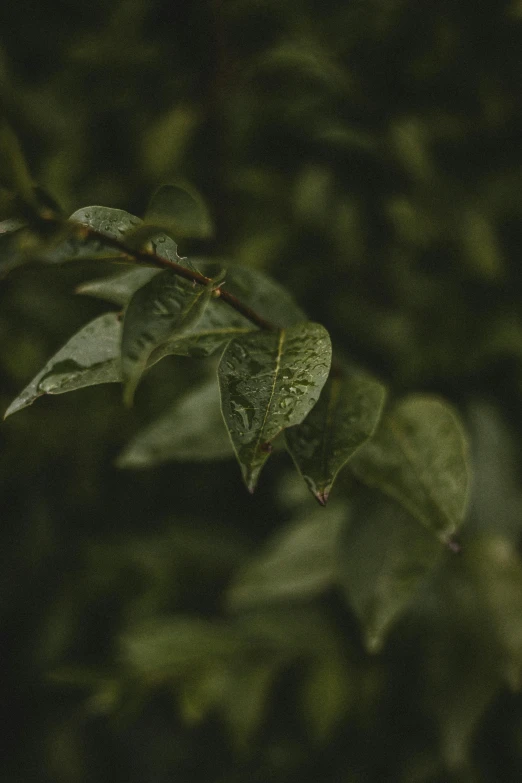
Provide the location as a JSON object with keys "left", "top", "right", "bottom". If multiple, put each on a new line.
{"left": 70, "top": 221, "right": 276, "bottom": 332}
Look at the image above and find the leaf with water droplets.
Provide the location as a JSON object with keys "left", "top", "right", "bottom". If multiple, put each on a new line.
{"left": 40, "top": 206, "right": 143, "bottom": 263}
{"left": 121, "top": 269, "right": 216, "bottom": 405}
{"left": 4, "top": 313, "right": 121, "bottom": 418}
{"left": 285, "top": 370, "right": 386, "bottom": 504}
{"left": 338, "top": 489, "right": 443, "bottom": 653}
{"left": 117, "top": 379, "right": 234, "bottom": 468}
{"left": 350, "top": 395, "right": 471, "bottom": 543}
{"left": 219, "top": 322, "right": 332, "bottom": 492}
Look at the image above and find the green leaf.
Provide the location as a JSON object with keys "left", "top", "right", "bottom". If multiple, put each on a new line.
{"left": 338, "top": 490, "right": 443, "bottom": 653}
{"left": 350, "top": 395, "right": 470, "bottom": 543}
{"left": 220, "top": 660, "right": 281, "bottom": 752}
{"left": 40, "top": 206, "right": 141, "bottom": 263}
{"left": 4, "top": 313, "right": 121, "bottom": 419}
{"left": 117, "top": 379, "right": 234, "bottom": 468}
{"left": 285, "top": 369, "right": 386, "bottom": 504}
{"left": 302, "top": 653, "right": 351, "bottom": 742}
{"left": 219, "top": 322, "right": 332, "bottom": 492}
{"left": 227, "top": 502, "right": 344, "bottom": 610}
{"left": 77, "top": 261, "right": 306, "bottom": 328}
{"left": 220, "top": 264, "right": 306, "bottom": 328}
{"left": 145, "top": 183, "right": 213, "bottom": 239}
{"left": 120, "top": 269, "right": 216, "bottom": 405}
{"left": 465, "top": 536, "right": 522, "bottom": 690}
{"left": 120, "top": 617, "right": 243, "bottom": 678}
{"left": 76, "top": 267, "right": 162, "bottom": 305}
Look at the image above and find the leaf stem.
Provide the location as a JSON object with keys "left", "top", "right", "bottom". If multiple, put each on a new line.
{"left": 70, "top": 221, "right": 276, "bottom": 331}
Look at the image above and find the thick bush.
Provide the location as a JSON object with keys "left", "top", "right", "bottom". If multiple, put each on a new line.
{"left": 2, "top": 2, "right": 522, "bottom": 781}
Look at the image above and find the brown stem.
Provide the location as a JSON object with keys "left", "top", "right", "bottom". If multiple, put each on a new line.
{"left": 71, "top": 222, "right": 276, "bottom": 331}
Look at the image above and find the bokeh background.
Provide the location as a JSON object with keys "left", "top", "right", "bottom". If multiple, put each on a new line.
{"left": 2, "top": 1, "right": 522, "bottom": 781}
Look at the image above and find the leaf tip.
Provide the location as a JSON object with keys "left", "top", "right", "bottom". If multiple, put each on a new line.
{"left": 445, "top": 536, "right": 462, "bottom": 554}
{"left": 315, "top": 490, "right": 329, "bottom": 506}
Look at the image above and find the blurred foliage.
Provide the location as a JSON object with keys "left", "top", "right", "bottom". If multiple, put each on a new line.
{"left": 2, "top": 0, "right": 522, "bottom": 781}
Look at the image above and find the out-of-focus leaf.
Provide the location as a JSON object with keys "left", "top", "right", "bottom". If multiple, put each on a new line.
{"left": 466, "top": 402, "right": 522, "bottom": 540}
{"left": 461, "top": 208, "right": 504, "bottom": 280}
{"left": 219, "top": 322, "right": 332, "bottom": 491}
{"left": 179, "top": 664, "right": 228, "bottom": 725}
{"left": 117, "top": 379, "right": 234, "bottom": 467}
{"left": 420, "top": 564, "right": 502, "bottom": 773}
{"left": 252, "top": 42, "right": 352, "bottom": 94}
{"left": 227, "top": 502, "right": 345, "bottom": 610}
{"left": 0, "top": 221, "right": 29, "bottom": 277}
{"left": 120, "top": 617, "right": 244, "bottom": 678}
{"left": 302, "top": 653, "right": 351, "bottom": 742}
{"left": 338, "top": 490, "right": 443, "bottom": 653}
{"left": 143, "top": 104, "right": 199, "bottom": 178}
{"left": 121, "top": 269, "right": 216, "bottom": 405}
{"left": 221, "top": 660, "right": 281, "bottom": 752}
{"left": 286, "top": 370, "right": 386, "bottom": 504}
{"left": 350, "top": 395, "right": 470, "bottom": 543}
{"left": 0, "top": 120, "right": 35, "bottom": 204}
{"left": 0, "top": 218, "right": 26, "bottom": 235}
{"left": 145, "top": 183, "right": 213, "bottom": 239}
{"left": 4, "top": 313, "right": 121, "bottom": 418}
{"left": 465, "top": 536, "right": 522, "bottom": 690}
{"left": 76, "top": 267, "right": 161, "bottom": 305}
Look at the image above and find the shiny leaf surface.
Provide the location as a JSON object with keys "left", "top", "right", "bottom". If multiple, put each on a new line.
{"left": 121, "top": 269, "right": 215, "bottom": 405}
{"left": 286, "top": 369, "right": 386, "bottom": 504}
{"left": 219, "top": 322, "right": 332, "bottom": 491}
{"left": 4, "top": 313, "right": 121, "bottom": 418}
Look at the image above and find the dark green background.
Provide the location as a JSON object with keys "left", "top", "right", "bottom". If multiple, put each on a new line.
{"left": 2, "top": 1, "right": 522, "bottom": 781}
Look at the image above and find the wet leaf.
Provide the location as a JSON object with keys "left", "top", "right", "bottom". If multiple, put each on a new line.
{"left": 42, "top": 206, "right": 142, "bottom": 263}
{"left": 121, "top": 269, "right": 216, "bottom": 405}
{"left": 117, "top": 379, "right": 234, "bottom": 467}
{"left": 338, "top": 490, "right": 443, "bottom": 653}
{"left": 285, "top": 370, "right": 386, "bottom": 504}
{"left": 78, "top": 261, "right": 306, "bottom": 328}
{"left": 4, "top": 313, "right": 121, "bottom": 418}
{"left": 227, "top": 502, "right": 344, "bottom": 610}
{"left": 219, "top": 322, "right": 332, "bottom": 492}
{"left": 145, "top": 183, "right": 213, "bottom": 239}
{"left": 350, "top": 395, "right": 470, "bottom": 543}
